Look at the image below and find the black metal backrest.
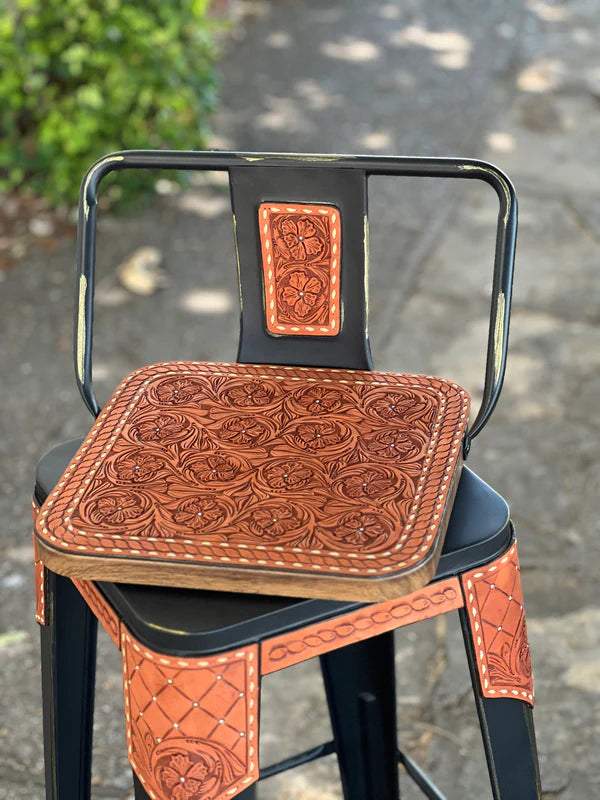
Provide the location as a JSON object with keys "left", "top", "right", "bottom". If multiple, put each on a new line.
{"left": 229, "top": 165, "right": 371, "bottom": 370}
{"left": 74, "top": 151, "right": 517, "bottom": 455}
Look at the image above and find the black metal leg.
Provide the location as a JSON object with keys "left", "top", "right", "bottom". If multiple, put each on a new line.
{"left": 40, "top": 571, "right": 98, "bottom": 800}
{"left": 320, "top": 632, "right": 400, "bottom": 800}
{"left": 459, "top": 608, "right": 542, "bottom": 799}
{"left": 133, "top": 772, "right": 151, "bottom": 799}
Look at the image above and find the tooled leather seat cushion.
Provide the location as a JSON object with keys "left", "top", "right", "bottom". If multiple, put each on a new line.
{"left": 35, "top": 361, "right": 470, "bottom": 601}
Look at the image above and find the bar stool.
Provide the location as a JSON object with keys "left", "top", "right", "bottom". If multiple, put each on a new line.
{"left": 33, "top": 151, "right": 541, "bottom": 799}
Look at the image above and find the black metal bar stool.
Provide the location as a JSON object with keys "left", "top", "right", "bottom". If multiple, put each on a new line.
{"left": 33, "top": 151, "right": 541, "bottom": 800}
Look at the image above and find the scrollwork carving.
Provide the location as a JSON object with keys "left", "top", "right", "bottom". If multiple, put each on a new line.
{"left": 259, "top": 203, "right": 341, "bottom": 336}
{"left": 461, "top": 542, "right": 534, "bottom": 705}
{"left": 121, "top": 630, "right": 259, "bottom": 800}
{"left": 37, "top": 362, "right": 469, "bottom": 581}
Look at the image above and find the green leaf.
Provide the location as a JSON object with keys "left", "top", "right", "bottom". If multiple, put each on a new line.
{"left": 0, "top": 0, "right": 220, "bottom": 206}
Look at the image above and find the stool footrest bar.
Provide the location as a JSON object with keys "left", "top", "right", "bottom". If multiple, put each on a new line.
{"left": 397, "top": 748, "right": 447, "bottom": 800}
{"left": 261, "top": 740, "right": 336, "bottom": 779}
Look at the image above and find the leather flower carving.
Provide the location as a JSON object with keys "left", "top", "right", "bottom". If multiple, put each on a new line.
{"left": 264, "top": 461, "right": 314, "bottom": 490}
{"left": 262, "top": 206, "right": 335, "bottom": 333}
{"left": 224, "top": 380, "right": 276, "bottom": 408}
{"left": 217, "top": 416, "right": 270, "bottom": 446}
{"left": 294, "top": 421, "right": 344, "bottom": 450}
{"left": 154, "top": 378, "right": 204, "bottom": 406}
{"left": 184, "top": 454, "right": 239, "bottom": 483}
{"left": 173, "top": 497, "right": 226, "bottom": 531}
{"left": 282, "top": 271, "right": 323, "bottom": 318}
{"left": 133, "top": 414, "right": 190, "bottom": 445}
{"left": 88, "top": 491, "right": 145, "bottom": 525}
{"left": 158, "top": 751, "right": 234, "bottom": 800}
{"left": 338, "top": 468, "right": 397, "bottom": 499}
{"left": 113, "top": 452, "right": 166, "bottom": 483}
{"left": 281, "top": 217, "right": 324, "bottom": 260}
{"left": 53, "top": 364, "right": 465, "bottom": 572}
{"left": 367, "top": 391, "right": 434, "bottom": 424}
{"left": 330, "top": 512, "right": 390, "bottom": 549}
{"left": 161, "top": 753, "right": 209, "bottom": 800}
{"left": 248, "top": 503, "right": 302, "bottom": 539}
{"left": 294, "top": 385, "right": 344, "bottom": 414}
{"left": 363, "top": 429, "right": 424, "bottom": 461}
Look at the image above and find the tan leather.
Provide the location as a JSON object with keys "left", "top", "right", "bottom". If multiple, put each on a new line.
{"left": 258, "top": 203, "right": 341, "bottom": 336}
{"left": 461, "top": 542, "right": 534, "bottom": 706}
{"left": 72, "top": 578, "right": 121, "bottom": 647}
{"left": 261, "top": 576, "right": 463, "bottom": 674}
{"left": 35, "top": 361, "right": 469, "bottom": 601}
{"left": 32, "top": 502, "right": 46, "bottom": 625}
{"left": 121, "top": 628, "right": 259, "bottom": 800}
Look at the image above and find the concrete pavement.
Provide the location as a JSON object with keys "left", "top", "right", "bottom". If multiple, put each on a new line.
{"left": 1, "top": 0, "right": 599, "bottom": 797}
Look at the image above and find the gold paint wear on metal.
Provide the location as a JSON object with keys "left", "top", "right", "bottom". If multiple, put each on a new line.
{"left": 493, "top": 291, "right": 506, "bottom": 384}
{"left": 83, "top": 155, "right": 124, "bottom": 220}
{"left": 76, "top": 274, "right": 88, "bottom": 384}
{"left": 458, "top": 163, "right": 512, "bottom": 226}
{"left": 232, "top": 214, "right": 243, "bottom": 311}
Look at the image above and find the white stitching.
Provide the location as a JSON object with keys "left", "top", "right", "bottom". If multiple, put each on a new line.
{"left": 260, "top": 204, "right": 340, "bottom": 335}
{"left": 463, "top": 542, "right": 534, "bottom": 704}
{"left": 38, "top": 362, "right": 470, "bottom": 573}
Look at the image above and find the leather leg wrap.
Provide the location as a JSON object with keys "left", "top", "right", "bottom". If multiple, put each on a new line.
{"left": 461, "top": 540, "right": 534, "bottom": 705}
{"left": 121, "top": 629, "right": 259, "bottom": 800}
{"left": 72, "top": 578, "right": 121, "bottom": 647}
{"left": 32, "top": 501, "right": 47, "bottom": 625}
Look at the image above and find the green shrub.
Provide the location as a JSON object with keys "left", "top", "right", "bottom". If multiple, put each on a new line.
{"left": 0, "top": 0, "right": 220, "bottom": 206}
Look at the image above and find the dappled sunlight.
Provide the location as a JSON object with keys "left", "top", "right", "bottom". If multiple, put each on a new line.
{"left": 254, "top": 96, "right": 313, "bottom": 133}
{"left": 321, "top": 36, "right": 381, "bottom": 63}
{"left": 294, "top": 79, "right": 342, "bottom": 111}
{"left": 435, "top": 50, "right": 470, "bottom": 70}
{"left": 265, "top": 30, "right": 292, "bottom": 49}
{"left": 391, "top": 25, "right": 472, "bottom": 70}
{"left": 204, "top": 133, "right": 236, "bottom": 152}
{"left": 179, "top": 289, "right": 234, "bottom": 315}
{"left": 188, "top": 170, "right": 230, "bottom": 189}
{"left": 468, "top": 203, "right": 505, "bottom": 226}
{"left": 486, "top": 131, "right": 516, "bottom": 153}
{"left": 516, "top": 58, "right": 565, "bottom": 92}
{"left": 88, "top": 362, "right": 111, "bottom": 381}
{"left": 176, "top": 192, "right": 229, "bottom": 219}
{"left": 94, "top": 283, "right": 131, "bottom": 307}
{"left": 378, "top": 4, "right": 401, "bottom": 21}
{"left": 504, "top": 354, "right": 548, "bottom": 419}
{"left": 155, "top": 178, "right": 181, "bottom": 196}
{"left": 360, "top": 130, "right": 393, "bottom": 150}
{"left": 527, "top": 0, "right": 568, "bottom": 23}
{"left": 572, "top": 27, "right": 593, "bottom": 45}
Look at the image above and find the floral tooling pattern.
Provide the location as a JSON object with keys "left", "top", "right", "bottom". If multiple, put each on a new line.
{"left": 121, "top": 630, "right": 258, "bottom": 799}
{"left": 258, "top": 203, "right": 340, "bottom": 335}
{"left": 461, "top": 542, "right": 534, "bottom": 706}
{"left": 36, "top": 361, "right": 469, "bottom": 579}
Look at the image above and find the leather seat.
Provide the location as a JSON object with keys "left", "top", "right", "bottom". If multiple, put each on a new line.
{"left": 35, "top": 437, "right": 511, "bottom": 653}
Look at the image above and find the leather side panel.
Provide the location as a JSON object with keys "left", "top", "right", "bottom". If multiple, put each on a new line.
{"left": 121, "top": 629, "right": 259, "bottom": 800}
{"left": 261, "top": 576, "right": 463, "bottom": 674}
{"left": 461, "top": 541, "right": 534, "bottom": 706}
